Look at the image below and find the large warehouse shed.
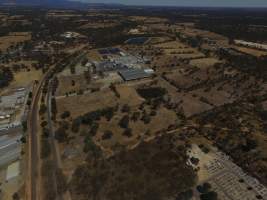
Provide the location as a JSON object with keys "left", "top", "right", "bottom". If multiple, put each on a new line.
{"left": 118, "top": 69, "right": 152, "bottom": 81}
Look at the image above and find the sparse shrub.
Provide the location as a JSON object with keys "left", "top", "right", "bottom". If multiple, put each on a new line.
{"left": 119, "top": 115, "right": 130, "bottom": 129}
{"left": 102, "top": 130, "right": 113, "bottom": 140}
{"left": 61, "top": 111, "right": 71, "bottom": 119}
{"left": 123, "top": 128, "right": 132, "bottom": 137}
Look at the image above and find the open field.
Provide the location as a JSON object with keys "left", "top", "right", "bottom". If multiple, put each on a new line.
{"left": 153, "top": 40, "right": 205, "bottom": 59}
{"left": 86, "top": 49, "right": 103, "bottom": 61}
{"left": 78, "top": 21, "right": 119, "bottom": 29}
{"left": 154, "top": 41, "right": 188, "bottom": 49}
{"left": 189, "top": 58, "right": 222, "bottom": 69}
{"left": 56, "top": 88, "right": 118, "bottom": 118}
{"left": 56, "top": 74, "right": 90, "bottom": 96}
{"left": 56, "top": 84, "right": 144, "bottom": 117}
{"left": 129, "top": 16, "right": 168, "bottom": 24}
{"left": 11, "top": 69, "right": 42, "bottom": 87}
{"left": 0, "top": 32, "right": 31, "bottom": 52}
{"left": 233, "top": 46, "right": 267, "bottom": 57}
{"left": 95, "top": 106, "right": 177, "bottom": 149}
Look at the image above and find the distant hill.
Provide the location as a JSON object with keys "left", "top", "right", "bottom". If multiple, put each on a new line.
{"left": 0, "top": 0, "right": 125, "bottom": 9}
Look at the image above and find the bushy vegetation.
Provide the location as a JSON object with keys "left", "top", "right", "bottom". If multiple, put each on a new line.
{"left": 0, "top": 67, "right": 13, "bottom": 88}
{"left": 70, "top": 136, "right": 196, "bottom": 200}
{"left": 137, "top": 87, "right": 167, "bottom": 100}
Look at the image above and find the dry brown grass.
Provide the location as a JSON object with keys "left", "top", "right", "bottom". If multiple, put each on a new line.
{"left": 116, "top": 85, "right": 144, "bottom": 107}
{"left": 190, "top": 58, "right": 221, "bottom": 69}
{"left": 129, "top": 16, "right": 168, "bottom": 24}
{"left": 57, "top": 88, "right": 118, "bottom": 119}
{"left": 233, "top": 46, "right": 267, "bottom": 57}
{"left": 87, "top": 49, "right": 102, "bottom": 61}
{"left": 95, "top": 106, "right": 177, "bottom": 150}
{"left": 56, "top": 74, "right": 93, "bottom": 96}
{"left": 78, "top": 22, "right": 119, "bottom": 29}
{"left": 154, "top": 41, "right": 188, "bottom": 49}
{"left": 0, "top": 32, "right": 31, "bottom": 51}
{"left": 10, "top": 69, "right": 42, "bottom": 88}
{"left": 56, "top": 84, "right": 145, "bottom": 119}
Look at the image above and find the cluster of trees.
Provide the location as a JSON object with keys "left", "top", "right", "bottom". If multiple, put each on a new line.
{"left": 0, "top": 67, "right": 13, "bottom": 88}
{"left": 83, "top": 133, "right": 102, "bottom": 158}
{"left": 69, "top": 106, "right": 118, "bottom": 145}
{"left": 80, "top": 106, "right": 116, "bottom": 125}
{"left": 196, "top": 19, "right": 267, "bottom": 42}
{"left": 55, "top": 123, "right": 69, "bottom": 143}
{"left": 217, "top": 49, "right": 267, "bottom": 78}
{"left": 137, "top": 87, "right": 167, "bottom": 100}
{"left": 39, "top": 104, "right": 47, "bottom": 115}
{"left": 110, "top": 83, "right": 120, "bottom": 98}
{"left": 197, "top": 183, "right": 218, "bottom": 200}
{"left": 81, "top": 20, "right": 138, "bottom": 48}
{"left": 195, "top": 103, "right": 267, "bottom": 185}
{"left": 51, "top": 97, "right": 57, "bottom": 121}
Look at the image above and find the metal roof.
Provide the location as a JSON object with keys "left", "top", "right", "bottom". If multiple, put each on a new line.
{"left": 118, "top": 69, "right": 151, "bottom": 81}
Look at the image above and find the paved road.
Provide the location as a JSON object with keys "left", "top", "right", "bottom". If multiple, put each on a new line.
{"left": 28, "top": 76, "right": 46, "bottom": 200}
{"left": 47, "top": 81, "right": 64, "bottom": 200}
{"left": 27, "top": 47, "right": 89, "bottom": 200}
{"left": 28, "top": 59, "right": 67, "bottom": 200}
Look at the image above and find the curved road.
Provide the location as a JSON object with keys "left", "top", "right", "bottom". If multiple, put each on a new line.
{"left": 28, "top": 73, "right": 49, "bottom": 200}
{"left": 28, "top": 47, "right": 87, "bottom": 200}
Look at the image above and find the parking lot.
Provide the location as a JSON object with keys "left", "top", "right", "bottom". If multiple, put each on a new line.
{"left": 188, "top": 144, "right": 267, "bottom": 200}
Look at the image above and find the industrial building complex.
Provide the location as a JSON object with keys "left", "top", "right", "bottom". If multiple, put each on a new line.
{"left": 0, "top": 87, "right": 29, "bottom": 189}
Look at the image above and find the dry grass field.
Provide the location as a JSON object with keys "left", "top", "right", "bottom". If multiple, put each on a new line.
{"left": 0, "top": 32, "right": 31, "bottom": 52}
{"left": 11, "top": 69, "right": 42, "bottom": 88}
{"left": 147, "top": 37, "right": 171, "bottom": 44}
{"left": 56, "top": 74, "right": 91, "bottom": 96}
{"left": 177, "top": 93, "right": 213, "bottom": 117}
{"left": 56, "top": 82, "right": 178, "bottom": 154}
{"left": 78, "top": 21, "right": 119, "bottom": 29}
{"left": 154, "top": 41, "right": 188, "bottom": 49}
{"left": 95, "top": 106, "right": 177, "bottom": 150}
{"left": 129, "top": 16, "right": 168, "bottom": 24}
{"left": 190, "top": 58, "right": 222, "bottom": 69}
{"left": 233, "top": 46, "right": 267, "bottom": 57}
{"left": 153, "top": 40, "right": 205, "bottom": 59}
{"left": 86, "top": 49, "right": 102, "bottom": 61}
{"left": 56, "top": 84, "right": 145, "bottom": 118}
{"left": 56, "top": 88, "right": 118, "bottom": 118}
{"left": 116, "top": 85, "right": 144, "bottom": 107}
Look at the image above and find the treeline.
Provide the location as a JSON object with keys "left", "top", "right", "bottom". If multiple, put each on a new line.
{"left": 80, "top": 20, "right": 138, "bottom": 48}
{"left": 196, "top": 19, "right": 267, "bottom": 42}
{"left": 0, "top": 67, "right": 14, "bottom": 88}
{"left": 217, "top": 49, "right": 267, "bottom": 78}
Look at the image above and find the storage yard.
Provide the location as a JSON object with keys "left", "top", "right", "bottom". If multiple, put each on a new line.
{"left": 0, "top": 88, "right": 29, "bottom": 199}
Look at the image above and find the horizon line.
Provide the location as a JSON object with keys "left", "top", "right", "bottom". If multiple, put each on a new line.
{"left": 1, "top": 1, "right": 267, "bottom": 9}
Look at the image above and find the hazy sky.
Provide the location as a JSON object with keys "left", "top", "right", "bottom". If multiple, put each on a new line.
{"left": 71, "top": 0, "right": 267, "bottom": 7}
